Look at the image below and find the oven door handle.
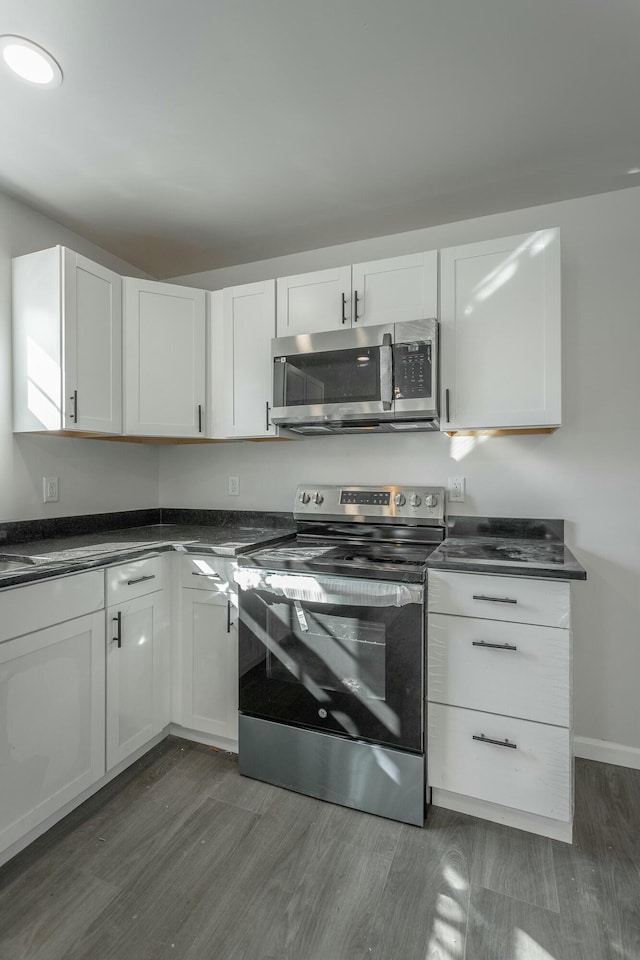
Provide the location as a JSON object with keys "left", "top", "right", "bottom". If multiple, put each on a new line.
{"left": 380, "top": 334, "right": 393, "bottom": 411}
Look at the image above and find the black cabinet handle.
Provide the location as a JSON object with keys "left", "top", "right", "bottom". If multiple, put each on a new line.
{"left": 473, "top": 734, "right": 517, "bottom": 749}
{"left": 266, "top": 401, "right": 271, "bottom": 432}
{"left": 472, "top": 594, "right": 518, "bottom": 604}
{"left": 227, "top": 598, "right": 232, "bottom": 633}
{"left": 191, "top": 571, "right": 222, "bottom": 580}
{"left": 341, "top": 293, "right": 348, "bottom": 325}
{"left": 70, "top": 389, "right": 78, "bottom": 423}
{"left": 113, "top": 611, "right": 122, "bottom": 648}
{"left": 472, "top": 640, "right": 518, "bottom": 651}
{"left": 445, "top": 388, "right": 450, "bottom": 423}
{"left": 198, "top": 404, "right": 203, "bottom": 433}
{"left": 353, "top": 289, "right": 360, "bottom": 322}
{"left": 126, "top": 574, "right": 156, "bottom": 586}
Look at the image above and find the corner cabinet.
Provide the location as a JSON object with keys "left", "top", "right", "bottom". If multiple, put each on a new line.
{"left": 276, "top": 251, "right": 438, "bottom": 336}
{"left": 123, "top": 278, "right": 206, "bottom": 437}
{"left": 439, "top": 229, "right": 561, "bottom": 432}
{"left": 13, "top": 246, "right": 122, "bottom": 434}
{"left": 427, "top": 569, "right": 573, "bottom": 842}
{"left": 210, "top": 281, "right": 277, "bottom": 439}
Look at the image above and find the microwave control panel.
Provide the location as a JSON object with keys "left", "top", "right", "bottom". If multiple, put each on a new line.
{"left": 393, "top": 342, "right": 432, "bottom": 399}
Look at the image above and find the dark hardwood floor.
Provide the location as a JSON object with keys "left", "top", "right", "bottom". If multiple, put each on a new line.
{"left": 1, "top": 738, "right": 639, "bottom": 960}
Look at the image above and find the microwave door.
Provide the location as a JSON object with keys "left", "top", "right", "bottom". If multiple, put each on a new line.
{"left": 272, "top": 324, "right": 395, "bottom": 423}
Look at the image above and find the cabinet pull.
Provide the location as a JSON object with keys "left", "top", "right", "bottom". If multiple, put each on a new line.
{"left": 266, "top": 401, "right": 272, "bottom": 432}
{"left": 113, "top": 611, "right": 122, "bottom": 648}
{"left": 198, "top": 404, "right": 203, "bottom": 433}
{"left": 341, "top": 293, "right": 348, "bottom": 325}
{"left": 445, "top": 388, "right": 450, "bottom": 423}
{"left": 191, "top": 571, "right": 222, "bottom": 580}
{"left": 126, "top": 574, "right": 156, "bottom": 586}
{"left": 472, "top": 640, "right": 518, "bottom": 651}
{"left": 227, "top": 598, "right": 232, "bottom": 633}
{"left": 472, "top": 594, "right": 518, "bottom": 604}
{"left": 69, "top": 389, "right": 78, "bottom": 423}
{"left": 473, "top": 733, "right": 517, "bottom": 749}
{"left": 353, "top": 289, "right": 360, "bottom": 322}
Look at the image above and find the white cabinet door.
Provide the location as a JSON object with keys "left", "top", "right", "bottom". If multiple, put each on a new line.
{"left": 106, "top": 591, "right": 168, "bottom": 770}
{"left": 64, "top": 250, "right": 122, "bottom": 433}
{"left": 440, "top": 229, "right": 561, "bottom": 431}
{"left": 180, "top": 589, "right": 238, "bottom": 742}
{"left": 12, "top": 246, "right": 122, "bottom": 434}
{"left": 351, "top": 252, "right": 438, "bottom": 328}
{"left": 124, "top": 278, "right": 206, "bottom": 437}
{"left": 0, "top": 612, "right": 105, "bottom": 855}
{"left": 276, "top": 266, "right": 352, "bottom": 336}
{"left": 220, "top": 280, "right": 276, "bottom": 438}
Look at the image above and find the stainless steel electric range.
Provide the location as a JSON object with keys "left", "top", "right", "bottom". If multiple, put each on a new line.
{"left": 235, "top": 483, "right": 446, "bottom": 826}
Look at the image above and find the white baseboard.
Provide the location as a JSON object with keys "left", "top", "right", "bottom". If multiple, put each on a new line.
{"left": 430, "top": 788, "right": 572, "bottom": 843}
{"left": 574, "top": 736, "right": 640, "bottom": 770}
{"left": 169, "top": 723, "right": 238, "bottom": 755}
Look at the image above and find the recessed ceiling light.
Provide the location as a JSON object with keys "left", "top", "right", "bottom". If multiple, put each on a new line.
{"left": 0, "top": 35, "right": 62, "bottom": 88}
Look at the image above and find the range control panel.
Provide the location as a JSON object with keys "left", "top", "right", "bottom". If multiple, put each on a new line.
{"left": 294, "top": 484, "right": 446, "bottom": 526}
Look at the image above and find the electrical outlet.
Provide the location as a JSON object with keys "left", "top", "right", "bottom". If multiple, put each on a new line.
{"left": 43, "top": 477, "right": 59, "bottom": 503}
{"left": 447, "top": 476, "right": 465, "bottom": 503}
{"left": 228, "top": 476, "right": 240, "bottom": 496}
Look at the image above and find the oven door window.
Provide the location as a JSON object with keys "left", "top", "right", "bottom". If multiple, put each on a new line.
{"left": 276, "top": 347, "right": 381, "bottom": 407}
{"left": 239, "top": 575, "right": 423, "bottom": 753}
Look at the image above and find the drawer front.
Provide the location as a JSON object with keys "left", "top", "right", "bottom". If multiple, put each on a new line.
{"left": 428, "top": 614, "right": 570, "bottom": 726}
{"left": 106, "top": 554, "right": 164, "bottom": 604}
{"left": 0, "top": 570, "right": 104, "bottom": 643}
{"left": 428, "top": 569, "right": 570, "bottom": 627}
{"left": 428, "top": 703, "right": 572, "bottom": 821}
{"left": 181, "top": 555, "right": 237, "bottom": 595}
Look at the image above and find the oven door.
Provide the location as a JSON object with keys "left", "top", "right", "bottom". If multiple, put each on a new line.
{"left": 237, "top": 569, "right": 424, "bottom": 753}
{"left": 271, "top": 324, "right": 394, "bottom": 424}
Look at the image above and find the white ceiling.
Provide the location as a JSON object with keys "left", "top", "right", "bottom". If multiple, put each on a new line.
{"left": 1, "top": 0, "right": 640, "bottom": 278}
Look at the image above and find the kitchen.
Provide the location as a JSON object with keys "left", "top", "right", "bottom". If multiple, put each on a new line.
{"left": 1, "top": 2, "right": 640, "bottom": 958}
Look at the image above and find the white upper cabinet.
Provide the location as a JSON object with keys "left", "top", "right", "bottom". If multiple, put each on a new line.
{"left": 276, "top": 252, "right": 437, "bottom": 336}
{"left": 439, "top": 229, "right": 561, "bottom": 431}
{"left": 350, "top": 252, "right": 438, "bottom": 328}
{"left": 210, "top": 281, "right": 276, "bottom": 438}
{"left": 277, "top": 266, "right": 352, "bottom": 335}
{"left": 124, "top": 278, "right": 206, "bottom": 437}
{"left": 13, "top": 247, "right": 122, "bottom": 434}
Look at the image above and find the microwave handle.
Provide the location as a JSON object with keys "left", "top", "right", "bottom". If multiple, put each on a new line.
{"left": 380, "top": 333, "right": 393, "bottom": 410}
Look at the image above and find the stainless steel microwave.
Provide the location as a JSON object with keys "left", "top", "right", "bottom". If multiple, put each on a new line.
{"left": 271, "top": 319, "right": 438, "bottom": 435}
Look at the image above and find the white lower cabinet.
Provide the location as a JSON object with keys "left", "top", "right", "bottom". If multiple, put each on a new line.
{"left": 0, "top": 610, "right": 105, "bottom": 854}
{"left": 105, "top": 557, "right": 169, "bottom": 771}
{"left": 179, "top": 588, "right": 238, "bottom": 743}
{"left": 427, "top": 569, "right": 573, "bottom": 840}
{"left": 106, "top": 592, "right": 168, "bottom": 770}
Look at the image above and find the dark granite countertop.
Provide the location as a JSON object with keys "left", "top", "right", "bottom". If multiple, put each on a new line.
{"left": 0, "top": 522, "right": 296, "bottom": 589}
{"left": 427, "top": 521, "right": 587, "bottom": 581}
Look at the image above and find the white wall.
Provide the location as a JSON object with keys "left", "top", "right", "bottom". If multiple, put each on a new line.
{"left": 0, "top": 190, "right": 159, "bottom": 521}
{"left": 162, "top": 187, "right": 640, "bottom": 759}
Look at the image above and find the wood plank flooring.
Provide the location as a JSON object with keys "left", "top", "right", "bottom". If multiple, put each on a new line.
{"left": 1, "top": 738, "right": 639, "bottom": 960}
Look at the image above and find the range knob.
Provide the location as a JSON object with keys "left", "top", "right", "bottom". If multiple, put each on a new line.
{"left": 425, "top": 494, "right": 439, "bottom": 508}
{"left": 394, "top": 493, "right": 406, "bottom": 507}
{"left": 312, "top": 491, "right": 324, "bottom": 505}
{"left": 299, "top": 491, "right": 310, "bottom": 504}
{"left": 409, "top": 494, "right": 422, "bottom": 507}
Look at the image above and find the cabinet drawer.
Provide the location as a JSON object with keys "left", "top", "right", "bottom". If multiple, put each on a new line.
{"left": 428, "top": 614, "right": 570, "bottom": 725}
{"left": 106, "top": 555, "right": 164, "bottom": 604}
{"left": 0, "top": 570, "right": 104, "bottom": 643}
{"left": 181, "top": 555, "right": 237, "bottom": 595}
{"left": 428, "top": 570, "right": 570, "bottom": 627}
{"left": 428, "top": 703, "right": 572, "bottom": 821}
